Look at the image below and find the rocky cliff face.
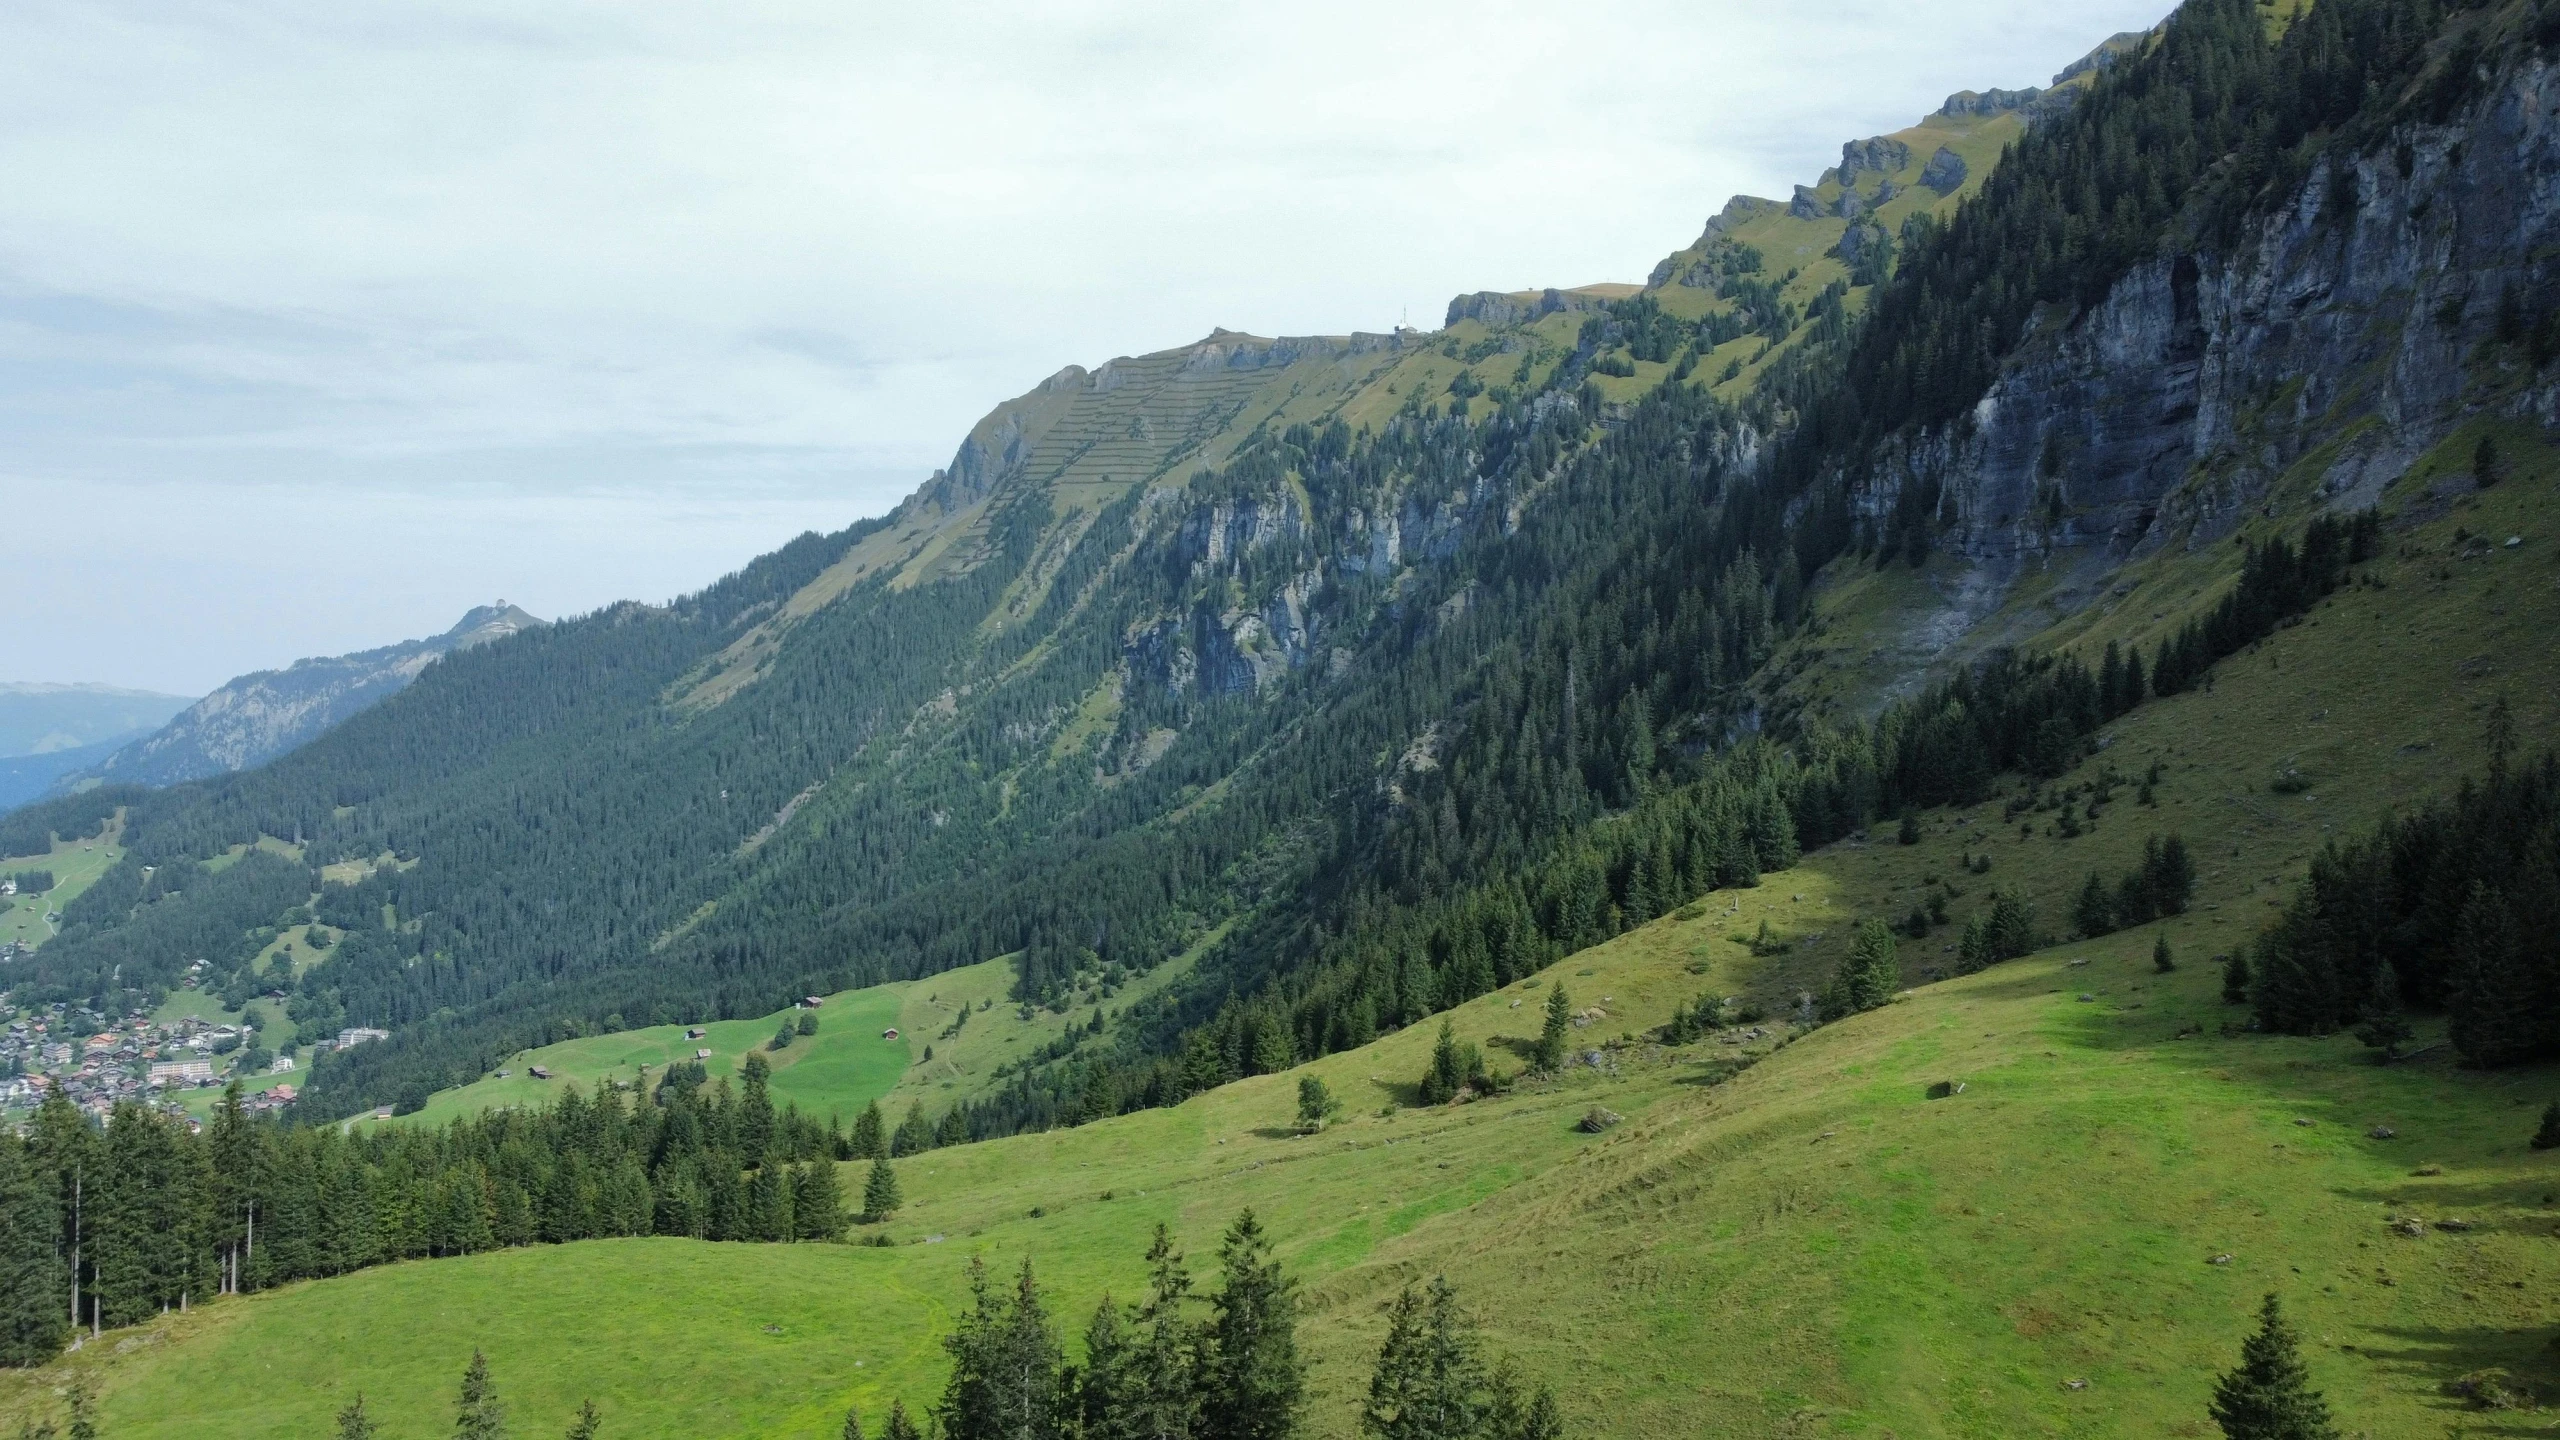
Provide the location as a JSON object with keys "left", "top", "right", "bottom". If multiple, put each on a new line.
{"left": 1855, "top": 54, "right": 2560, "bottom": 647}
{"left": 78, "top": 604, "right": 544, "bottom": 787}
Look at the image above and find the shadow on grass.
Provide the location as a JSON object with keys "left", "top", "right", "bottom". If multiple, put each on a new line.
{"left": 2351, "top": 1322, "right": 2560, "bottom": 1433}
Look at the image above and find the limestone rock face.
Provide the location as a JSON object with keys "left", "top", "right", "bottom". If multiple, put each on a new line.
{"left": 1854, "top": 57, "right": 2560, "bottom": 650}
{"left": 1920, "top": 145, "right": 1969, "bottom": 195}
{"left": 1838, "top": 137, "right": 1913, "bottom": 189}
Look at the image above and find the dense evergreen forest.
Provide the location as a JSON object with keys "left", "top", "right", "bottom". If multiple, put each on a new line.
{"left": 0, "top": 1060, "right": 887, "bottom": 1365}
{"left": 0, "top": 0, "right": 2538, "bottom": 1148}
{"left": 2248, "top": 738, "right": 2560, "bottom": 1067}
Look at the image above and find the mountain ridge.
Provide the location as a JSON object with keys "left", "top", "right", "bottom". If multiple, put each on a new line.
{"left": 65, "top": 603, "right": 545, "bottom": 790}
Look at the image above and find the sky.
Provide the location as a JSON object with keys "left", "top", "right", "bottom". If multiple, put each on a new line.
{"left": 1, "top": 0, "right": 2166, "bottom": 695}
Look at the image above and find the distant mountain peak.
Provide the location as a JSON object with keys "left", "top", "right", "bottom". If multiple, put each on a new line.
{"left": 60, "top": 603, "right": 550, "bottom": 791}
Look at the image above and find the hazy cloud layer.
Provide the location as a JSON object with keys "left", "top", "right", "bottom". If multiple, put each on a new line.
{"left": 3, "top": 0, "right": 2163, "bottom": 692}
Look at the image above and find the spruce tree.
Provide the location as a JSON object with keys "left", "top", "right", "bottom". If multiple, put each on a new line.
{"left": 1127, "top": 1224, "right": 1200, "bottom": 1440}
{"left": 2207, "top": 1295, "right": 2338, "bottom": 1440}
{"left": 1821, "top": 920, "right": 1900, "bottom": 1019}
{"left": 879, "top": 1400, "right": 921, "bottom": 1440}
{"left": 939, "top": 1258, "right": 1062, "bottom": 1440}
{"left": 841, "top": 1408, "right": 864, "bottom": 1440}
{"left": 455, "top": 1351, "right": 506, "bottom": 1440}
{"left": 892, "top": 1103, "right": 933, "bottom": 1158}
{"left": 794, "top": 1162, "right": 847, "bottom": 1240}
{"left": 1198, "top": 1209, "right": 1303, "bottom": 1440}
{"left": 0, "top": 1136, "right": 68, "bottom": 1367}
{"left": 1360, "top": 1278, "right": 1482, "bottom": 1440}
{"left": 564, "top": 1400, "right": 602, "bottom": 1440}
{"left": 2222, "top": 950, "right": 2253, "bottom": 1006}
{"left": 852, "top": 1102, "right": 886, "bottom": 1160}
{"left": 863, "top": 1156, "right": 900, "bottom": 1222}
{"left": 2447, "top": 885, "right": 2534, "bottom": 1065}
{"left": 2352, "top": 963, "right": 2412, "bottom": 1062}
{"left": 1075, "top": 1296, "right": 1135, "bottom": 1440}
{"left": 65, "top": 1385, "right": 93, "bottom": 1440}
{"left": 2532, "top": 1101, "right": 2560, "bottom": 1152}
{"left": 1986, "top": 891, "right": 2036, "bottom": 963}
{"left": 2153, "top": 933, "right": 2177, "bottom": 974}
{"left": 1534, "top": 984, "right": 1571, "bottom": 1073}
{"left": 2073, "top": 872, "right": 2115, "bottom": 939}
{"left": 1956, "top": 914, "right": 1994, "bottom": 975}
{"left": 335, "top": 1393, "right": 378, "bottom": 1440}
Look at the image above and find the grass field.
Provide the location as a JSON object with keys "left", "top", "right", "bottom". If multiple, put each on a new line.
{"left": 390, "top": 984, "right": 910, "bottom": 1131}
{"left": 9, "top": 858, "right": 2553, "bottom": 1439}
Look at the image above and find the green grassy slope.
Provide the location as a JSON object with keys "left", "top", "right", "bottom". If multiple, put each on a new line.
{"left": 378, "top": 925, "right": 1211, "bottom": 1132}
{"left": 0, "top": 812, "right": 127, "bottom": 950}
{"left": 12, "top": 471, "right": 2557, "bottom": 1437}
{"left": 389, "top": 983, "right": 912, "bottom": 1131}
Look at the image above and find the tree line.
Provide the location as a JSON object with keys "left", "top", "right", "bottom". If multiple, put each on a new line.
{"left": 0, "top": 1054, "right": 876, "bottom": 1368}
{"left": 2244, "top": 729, "right": 2559, "bottom": 1068}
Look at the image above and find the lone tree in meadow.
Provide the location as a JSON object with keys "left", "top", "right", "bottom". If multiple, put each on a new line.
{"left": 2533, "top": 1101, "right": 2560, "bottom": 1152}
{"left": 2208, "top": 1295, "right": 2338, "bottom": 1440}
{"left": 1534, "top": 984, "right": 1572, "bottom": 1073}
{"left": 2153, "top": 933, "right": 2178, "bottom": 974}
{"left": 335, "top": 1394, "right": 378, "bottom": 1440}
{"left": 1296, "top": 1076, "right": 1337, "bottom": 1131}
{"left": 564, "top": 1400, "right": 603, "bottom": 1440}
{"left": 863, "top": 1154, "right": 901, "bottom": 1222}
{"left": 455, "top": 1351, "right": 507, "bottom": 1440}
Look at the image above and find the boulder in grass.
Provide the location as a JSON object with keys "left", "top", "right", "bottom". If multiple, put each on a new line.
{"left": 1579, "top": 1106, "right": 1623, "bottom": 1134}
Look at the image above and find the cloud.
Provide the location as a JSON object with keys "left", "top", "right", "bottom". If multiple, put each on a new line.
{"left": 0, "top": 0, "right": 2166, "bottom": 689}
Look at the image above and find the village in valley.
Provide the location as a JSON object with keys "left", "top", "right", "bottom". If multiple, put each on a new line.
{"left": 0, "top": 981, "right": 388, "bottom": 1128}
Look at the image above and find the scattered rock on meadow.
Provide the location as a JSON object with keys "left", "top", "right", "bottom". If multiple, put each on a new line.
{"left": 1579, "top": 1106, "right": 1623, "bottom": 1133}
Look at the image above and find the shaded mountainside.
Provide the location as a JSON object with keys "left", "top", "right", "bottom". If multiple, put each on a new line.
{"left": 67, "top": 604, "right": 545, "bottom": 790}
{"left": 0, "top": 685, "right": 188, "bottom": 808}
{"left": 4, "top": 0, "right": 2556, "bottom": 1147}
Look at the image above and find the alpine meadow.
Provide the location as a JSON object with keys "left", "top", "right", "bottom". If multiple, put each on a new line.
{"left": 6, "top": 1, "right": 2560, "bottom": 1436}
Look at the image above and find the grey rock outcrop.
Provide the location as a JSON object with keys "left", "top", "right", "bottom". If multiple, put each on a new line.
{"left": 1838, "top": 137, "right": 1913, "bottom": 189}
{"left": 1850, "top": 56, "right": 2560, "bottom": 661}
{"left": 1920, "top": 145, "right": 1969, "bottom": 195}
{"left": 1445, "top": 288, "right": 1610, "bottom": 330}
{"left": 1938, "top": 86, "right": 2042, "bottom": 118}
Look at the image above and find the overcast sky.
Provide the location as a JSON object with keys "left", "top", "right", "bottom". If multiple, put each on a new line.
{"left": 3, "top": 0, "right": 2164, "bottom": 694}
